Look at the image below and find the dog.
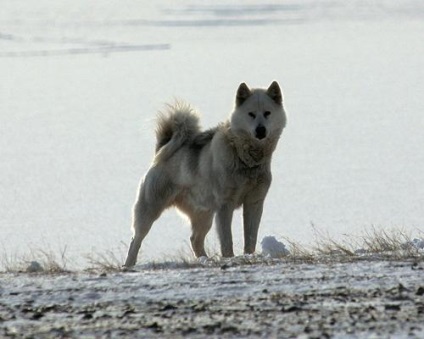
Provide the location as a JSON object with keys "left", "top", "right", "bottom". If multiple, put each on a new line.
{"left": 124, "top": 81, "right": 287, "bottom": 267}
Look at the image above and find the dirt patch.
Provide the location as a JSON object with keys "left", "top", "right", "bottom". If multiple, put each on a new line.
{"left": 1, "top": 260, "right": 423, "bottom": 338}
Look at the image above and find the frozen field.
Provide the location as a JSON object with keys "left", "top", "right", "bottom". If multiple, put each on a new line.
{"left": 1, "top": 259, "right": 424, "bottom": 337}
{"left": 1, "top": 1, "right": 424, "bottom": 266}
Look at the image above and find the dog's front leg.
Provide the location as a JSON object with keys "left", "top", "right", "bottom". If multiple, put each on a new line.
{"left": 243, "top": 199, "right": 265, "bottom": 255}
{"left": 216, "top": 205, "right": 235, "bottom": 257}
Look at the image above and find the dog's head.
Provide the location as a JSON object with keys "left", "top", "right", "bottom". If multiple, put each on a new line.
{"left": 230, "top": 81, "right": 287, "bottom": 142}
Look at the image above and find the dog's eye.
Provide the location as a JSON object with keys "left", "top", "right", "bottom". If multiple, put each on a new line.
{"left": 248, "top": 112, "right": 256, "bottom": 119}
{"left": 264, "top": 111, "right": 271, "bottom": 118}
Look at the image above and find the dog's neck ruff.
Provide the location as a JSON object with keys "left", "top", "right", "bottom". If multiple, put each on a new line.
{"left": 223, "top": 125, "right": 279, "bottom": 168}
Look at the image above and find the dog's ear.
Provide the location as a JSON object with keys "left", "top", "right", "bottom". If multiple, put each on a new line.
{"left": 266, "top": 81, "right": 283, "bottom": 105}
{"left": 236, "top": 83, "right": 252, "bottom": 107}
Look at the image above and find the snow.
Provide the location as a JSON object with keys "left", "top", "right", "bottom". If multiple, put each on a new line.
{"left": 1, "top": 0, "right": 424, "bottom": 267}
{"left": 261, "top": 236, "right": 290, "bottom": 258}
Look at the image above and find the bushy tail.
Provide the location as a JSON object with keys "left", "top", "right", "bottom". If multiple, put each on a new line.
{"left": 154, "top": 102, "right": 200, "bottom": 163}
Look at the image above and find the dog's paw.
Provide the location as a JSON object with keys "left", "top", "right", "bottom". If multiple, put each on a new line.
{"left": 121, "top": 265, "right": 137, "bottom": 273}
{"left": 198, "top": 256, "right": 209, "bottom": 265}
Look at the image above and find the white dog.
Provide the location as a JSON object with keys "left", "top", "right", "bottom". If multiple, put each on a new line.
{"left": 124, "top": 81, "right": 287, "bottom": 267}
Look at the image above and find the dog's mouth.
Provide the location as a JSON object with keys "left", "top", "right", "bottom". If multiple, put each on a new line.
{"left": 255, "top": 125, "right": 267, "bottom": 140}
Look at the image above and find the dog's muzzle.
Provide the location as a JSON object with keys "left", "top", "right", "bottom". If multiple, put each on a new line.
{"left": 255, "top": 125, "right": 267, "bottom": 140}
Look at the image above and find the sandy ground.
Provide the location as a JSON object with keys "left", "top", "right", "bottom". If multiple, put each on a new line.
{"left": 1, "top": 259, "right": 423, "bottom": 338}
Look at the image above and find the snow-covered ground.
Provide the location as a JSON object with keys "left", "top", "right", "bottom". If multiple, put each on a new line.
{"left": 1, "top": 1, "right": 424, "bottom": 267}
{"left": 1, "top": 259, "right": 424, "bottom": 337}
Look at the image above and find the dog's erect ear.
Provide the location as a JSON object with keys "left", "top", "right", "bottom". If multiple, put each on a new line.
{"left": 236, "top": 83, "right": 252, "bottom": 107}
{"left": 266, "top": 81, "right": 283, "bottom": 105}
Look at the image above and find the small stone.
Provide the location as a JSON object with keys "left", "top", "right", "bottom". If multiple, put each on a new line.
{"left": 26, "top": 261, "right": 44, "bottom": 273}
{"left": 220, "top": 264, "right": 230, "bottom": 270}
{"left": 161, "top": 304, "right": 177, "bottom": 311}
{"left": 385, "top": 304, "right": 401, "bottom": 311}
{"left": 416, "top": 287, "right": 424, "bottom": 296}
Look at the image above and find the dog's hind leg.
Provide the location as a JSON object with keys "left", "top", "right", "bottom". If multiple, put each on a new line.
{"left": 124, "top": 208, "right": 155, "bottom": 268}
{"left": 124, "top": 169, "right": 175, "bottom": 268}
{"left": 189, "top": 211, "right": 213, "bottom": 258}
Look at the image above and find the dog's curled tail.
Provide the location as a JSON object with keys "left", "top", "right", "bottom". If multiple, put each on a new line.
{"left": 154, "top": 101, "right": 200, "bottom": 163}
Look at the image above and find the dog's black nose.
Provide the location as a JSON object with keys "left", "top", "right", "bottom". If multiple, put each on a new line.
{"left": 255, "top": 125, "right": 266, "bottom": 140}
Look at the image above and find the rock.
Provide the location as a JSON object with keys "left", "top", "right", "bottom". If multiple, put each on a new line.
{"left": 26, "top": 261, "right": 44, "bottom": 273}
{"left": 384, "top": 304, "right": 401, "bottom": 311}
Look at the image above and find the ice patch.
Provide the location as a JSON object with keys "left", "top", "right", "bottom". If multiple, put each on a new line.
{"left": 261, "top": 236, "right": 290, "bottom": 258}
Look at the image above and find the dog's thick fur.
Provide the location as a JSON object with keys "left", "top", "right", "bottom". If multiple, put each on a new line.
{"left": 124, "top": 81, "right": 287, "bottom": 267}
